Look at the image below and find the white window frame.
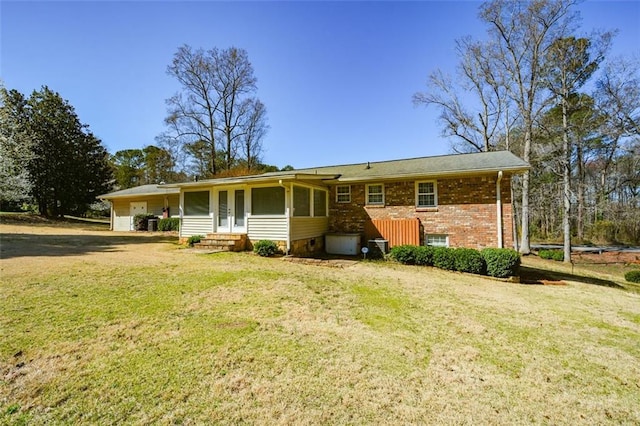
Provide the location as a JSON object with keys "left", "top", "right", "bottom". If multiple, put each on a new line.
{"left": 336, "top": 185, "right": 351, "bottom": 203}
{"left": 426, "top": 234, "right": 449, "bottom": 247}
{"left": 416, "top": 180, "right": 437, "bottom": 208}
{"left": 366, "top": 183, "right": 385, "bottom": 206}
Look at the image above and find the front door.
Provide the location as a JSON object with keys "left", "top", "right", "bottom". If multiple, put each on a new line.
{"left": 130, "top": 201, "right": 147, "bottom": 231}
{"left": 217, "top": 189, "right": 246, "bottom": 233}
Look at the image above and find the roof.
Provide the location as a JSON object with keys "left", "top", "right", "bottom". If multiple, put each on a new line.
{"left": 100, "top": 151, "right": 530, "bottom": 196}
{"left": 291, "top": 150, "right": 530, "bottom": 182}
{"left": 98, "top": 184, "right": 180, "bottom": 199}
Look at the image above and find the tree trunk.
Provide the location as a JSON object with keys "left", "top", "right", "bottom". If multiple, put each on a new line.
{"left": 562, "top": 97, "right": 572, "bottom": 264}
{"left": 576, "top": 141, "right": 585, "bottom": 241}
{"left": 519, "top": 127, "right": 531, "bottom": 255}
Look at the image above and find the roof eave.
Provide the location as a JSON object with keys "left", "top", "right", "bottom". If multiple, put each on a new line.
{"left": 98, "top": 190, "right": 180, "bottom": 200}
{"left": 332, "top": 165, "right": 530, "bottom": 183}
{"left": 163, "top": 173, "right": 340, "bottom": 189}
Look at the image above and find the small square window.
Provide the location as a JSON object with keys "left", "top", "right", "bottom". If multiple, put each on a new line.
{"left": 366, "top": 184, "right": 384, "bottom": 205}
{"left": 426, "top": 234, "right": 448, "bottom": 247}
{"left": 416, "top": 181, "right": 437, "bottom": 207}
{"left": 336, "top": 185, "right": 351, "bottom": 203}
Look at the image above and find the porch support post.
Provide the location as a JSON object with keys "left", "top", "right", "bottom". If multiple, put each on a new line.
{"left": 279, "top": 179, "right": 291, "bottom": 254}
{"left": 496, "top": 171, "right": 503, "bottom": 248}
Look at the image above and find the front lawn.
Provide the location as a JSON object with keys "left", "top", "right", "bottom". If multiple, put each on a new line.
{"left": 1, "top": 223, "right": 639, "bottom": 424}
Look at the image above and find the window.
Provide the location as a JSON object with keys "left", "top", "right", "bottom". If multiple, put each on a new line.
{"left": 366, "top": 184, "right": 384, "bottom": 205}
{"left": 426, "top": 234, "right": 448, "bottom": 247}
{"left": 184, "top": 191, "right": 210, "bottom": 216}
{"left": 336, "top": 185, "right": 350, "bottom": 203}
{"left": 251, "top": 187, "right": 285, "bottom": 215}
{"left": 293, "top": 186, "right": 311, "bottom": 217}
{"left": 313, "top": 189, "right": 327, "bottom": 217}
{"left": 416, "top": 181, "right": 437, "bottom": 207}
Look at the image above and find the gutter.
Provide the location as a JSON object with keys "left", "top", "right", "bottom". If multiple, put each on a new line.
{"left": 496, "top": 171, "right": 503, "bottom": 248}
{"left": 278, "top": 179, "right": 291, "bottom": 254}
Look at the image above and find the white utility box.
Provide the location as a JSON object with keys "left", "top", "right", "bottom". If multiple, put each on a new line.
{"left": 325, "top": 233, "right": 361, "bottom": 255}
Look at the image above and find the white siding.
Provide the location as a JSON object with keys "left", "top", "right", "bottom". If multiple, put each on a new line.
{"left": 180, "top": 217, "right": 213, "bottom": 237}
{"left": 290, "top": 217, "right": 329, "bottom": 240}
{"left": 247, "top": 216, "right": 288, "bottom": 240}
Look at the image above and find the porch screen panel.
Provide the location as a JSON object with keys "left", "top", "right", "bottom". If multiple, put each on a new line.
{"left": 184, "top": 191, "right": 210, "bottom": 216}
{"left": 251, "top": 187, "right": 285, "bottom": 215}
{"left": 235, "top": 190, "right": 245, "bottom": 226}
{"left": 218, "top": 190, "right": 228, "bottom": 227}
{"left": 293, "top": 186, "right": 310, "bottom": 217}
{"left": 313, "top": 189, "right": 327, "bottom": 217}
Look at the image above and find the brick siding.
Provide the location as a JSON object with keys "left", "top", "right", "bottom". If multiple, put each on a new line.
{"left": 328, "top": 174, "right": 514, "bottom": 249}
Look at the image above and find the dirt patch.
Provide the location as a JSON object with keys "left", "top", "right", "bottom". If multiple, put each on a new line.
{"left": 282, "top": 256, "right": 359, "bottom": 268}
{"left": 519, "top": 267, "right": 567, "bottom": 286}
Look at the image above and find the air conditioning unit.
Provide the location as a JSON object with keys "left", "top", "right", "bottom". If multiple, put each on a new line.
{"left": 368, "top": 238, "right": 388, "bottom": 257}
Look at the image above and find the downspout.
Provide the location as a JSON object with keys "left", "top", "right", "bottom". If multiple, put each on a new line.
{"left": 496, "top": 171, "right": 503, "bottom": 248}
{"left": 278, "top": 179, "right": 291, "bottom": 254}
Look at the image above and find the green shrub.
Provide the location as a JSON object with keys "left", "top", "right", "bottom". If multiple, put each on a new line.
{"left": 414, "top": 245, "right": 435, "bottom": 266}
{"left": 389, "top": 245, "right": 418, "bottom": 264}
{"left": 187, "top": 235, "right": 203, "bottom": 247}
{"left": 539, "top": 249, "right": 564, "bottom": 261}
{"left": 481, "top": 248, "right": 520, "bottom": 278}
{"left": 433, "top": 247, "right": 456, "bottom": 271}
{"left": 158, "top": 217, "right": 180, "bottom": 231}
{"left": 253, "top": 240, "right": 279, "bottom": 257}
{"left": 133, "top": 214, "right": 157, "bottom": 231}
{"left": 625, "top": 270, "right": 640, "bottom": 283}
{"left": 453, "top": 248, "right": 486, "bottom": 275}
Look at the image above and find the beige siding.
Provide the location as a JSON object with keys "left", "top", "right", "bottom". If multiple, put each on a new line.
{"left": 180, "top": 217, "right": 213, "bottom": 237}
{"left": 112, "top": 199, "right": 132, "bottom": 231}
{"left": 247, "top": 216, "right": 288, "bottom": 240}
{"left": 146, "top": 197, "right": 165, "bottom": 216}
{"left": 111, "top": 195, "right": 176, "bottom": 232}
{"left": 290, "top": 217, "right": 329, "bottom": 240}
{"left": 166, "top": 194, "right": 180, "bottom": 217}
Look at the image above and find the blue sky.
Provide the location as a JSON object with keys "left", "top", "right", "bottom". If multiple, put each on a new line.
{"left": 2, "top": 1, "right": 639, "bottom": 170}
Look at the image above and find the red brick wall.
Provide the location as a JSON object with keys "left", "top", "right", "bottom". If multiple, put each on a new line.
{"left": 328, "top": 174, "right": 514, "bottom": 249}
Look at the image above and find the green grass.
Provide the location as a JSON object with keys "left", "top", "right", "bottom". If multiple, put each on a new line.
{"left": 1, "top": 224, "right": 640, "bottom": 424}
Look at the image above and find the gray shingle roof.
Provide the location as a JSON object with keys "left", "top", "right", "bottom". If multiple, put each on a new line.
{"left": 293, "top": 150, "right": 530, "bottom": 181}
{"left": 98, "top": 184, "right": 180, "bottom": 199}
{"left": 101, "top": 151, "right": 530, "bottom": 196}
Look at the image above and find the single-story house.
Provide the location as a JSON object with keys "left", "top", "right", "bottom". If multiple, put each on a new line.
{"left": 99, "top": 184, "right": 180, "bottom": 231}
{"left": 99, "top": 151, "right": 529, "bottom": 255}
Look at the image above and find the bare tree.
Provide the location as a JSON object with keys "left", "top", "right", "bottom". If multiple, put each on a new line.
{"left": 166, "top": 45, "right": 221, "bottom": 176}
{"left": 212, "top": 48, "right": 258, "bottom": 170}
{"left": 414, "top": 37, "right": 506, "bottom": 153}
{"left": 239, "top": 98, "right": 268, "bottom": 171}
{"left": 164, "top": 45, "right": 266, "bottom": 177}
{"left": 480, "top": 0, "right": 577, "bottom": 254}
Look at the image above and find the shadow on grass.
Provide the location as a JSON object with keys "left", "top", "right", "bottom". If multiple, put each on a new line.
{"left": 519, "top": 265, "right": 625, "bottom": 290}
{"left": 0, "top": 232, "right": 176, "bottom": 259}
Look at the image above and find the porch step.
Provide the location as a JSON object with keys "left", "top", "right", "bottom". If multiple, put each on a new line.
{"left": 193, "top": 233, "right": 247, "bottom": 252}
